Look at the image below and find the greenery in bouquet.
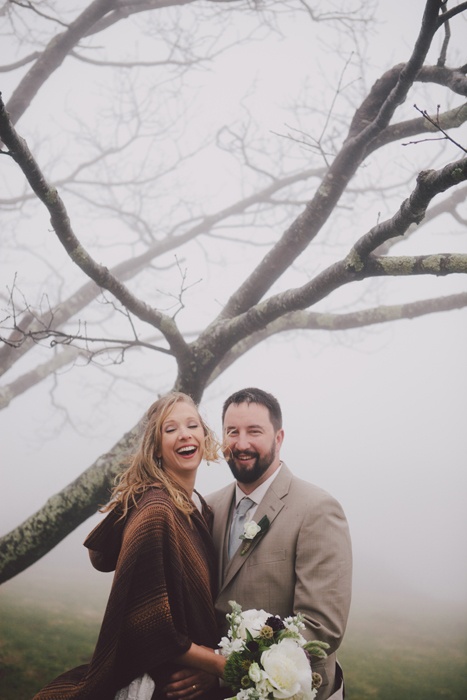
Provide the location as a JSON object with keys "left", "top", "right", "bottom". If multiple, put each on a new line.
{"left": 219, "top": 601, "right": 329, "bottom": 700}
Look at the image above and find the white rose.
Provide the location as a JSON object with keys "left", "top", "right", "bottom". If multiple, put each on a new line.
{"left": 237, "top": 608, "right": 271, "bottom": 639}
{"left": 261, "top": 638, "right": 313, "bottom": 700}
{"left": 243, "top": 520, "right": 261, "bottom": 540}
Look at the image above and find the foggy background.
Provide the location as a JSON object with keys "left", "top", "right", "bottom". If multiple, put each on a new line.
{"left": 2, "top": 309, "right": 466, "bottom": 612}
{"left": 1, "top": 0, "right": 466, "bottom": 646}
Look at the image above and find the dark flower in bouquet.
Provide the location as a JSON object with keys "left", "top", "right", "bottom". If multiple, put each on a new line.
{"left": 218, "top": 602, "right": 329, "bottom": 700}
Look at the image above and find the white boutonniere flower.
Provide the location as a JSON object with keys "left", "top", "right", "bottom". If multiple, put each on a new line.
{"left": 242, "top": 520, "right": 261, "bottom": 540}
{"left": 239, "top": 515, "right": 270, "bottom": 555}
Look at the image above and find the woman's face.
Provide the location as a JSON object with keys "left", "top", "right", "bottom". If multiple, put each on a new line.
{"left": 159, "top": 400, "right": 206, "bottom": 486}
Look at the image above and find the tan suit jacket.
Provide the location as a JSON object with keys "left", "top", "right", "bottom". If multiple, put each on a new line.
{"left": 206, "top": 464, "right": 352, "bottom": 700}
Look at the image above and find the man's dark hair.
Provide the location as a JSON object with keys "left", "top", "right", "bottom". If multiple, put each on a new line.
{"left": 222, "top": 387, "right": 283, "bottom": 431}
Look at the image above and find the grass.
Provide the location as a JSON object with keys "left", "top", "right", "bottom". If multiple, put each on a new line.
{"left": 338, "top": 603, "right": 467, "bottom": 699}
{"left": 0, "top": 574, "right": 108, "bottom": 700}
{"left": 0, "top": 579, "right": 466, "bottom": 699}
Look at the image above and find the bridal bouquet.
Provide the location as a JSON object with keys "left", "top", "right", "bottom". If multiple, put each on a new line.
{"left": 219, "top": 601, "right": 329, "bottom": 700}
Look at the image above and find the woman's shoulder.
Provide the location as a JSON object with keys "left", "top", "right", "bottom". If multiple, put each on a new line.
{"left": 138, "top": 483, "right": 166, "bottom": 503}
{"left": 127, "top": 486, "right": 177, "bottom": 524}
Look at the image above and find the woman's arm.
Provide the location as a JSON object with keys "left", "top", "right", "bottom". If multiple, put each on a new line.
{"left": 175, "top": 644, "right": 225, "bottom": 678}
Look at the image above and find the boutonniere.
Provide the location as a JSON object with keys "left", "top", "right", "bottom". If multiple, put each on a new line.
{"left": 239, "top": 515, "right": 270, "bottom": 555}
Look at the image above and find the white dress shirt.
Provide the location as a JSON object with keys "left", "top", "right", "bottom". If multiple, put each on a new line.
{"left": 233, "top": 463, "right": 282, "bottom": 523}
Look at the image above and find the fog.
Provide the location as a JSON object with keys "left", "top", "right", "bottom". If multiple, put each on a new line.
{"left": 2, "top": 306, "right": 466, "bottom": 612}
{"left": 1, "top": 0, "right": 466, "bottom": 637}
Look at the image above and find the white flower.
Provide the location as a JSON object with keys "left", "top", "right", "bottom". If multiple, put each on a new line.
{"left": 235, "top": 689, "right": 258, "bottom": 700}
{"left": 243, "top": 520, "right": 261, "bottom": 540}
{"left": 218, "top": 635, "right": 244, "bottom": 657}
{"left": 256, "top": 677, "right": 274, "bottom": 700}
{"left": 261, "top": 638, "right": 313, "bottom": 700}
{"left": 248, "top": 663, "right": 264, "bottom": 684}
{"left": 283, "top": 616, "right": 306, "bottom": 636}
{"left": 237, "top": 608, "right": 271, "bottom": 639}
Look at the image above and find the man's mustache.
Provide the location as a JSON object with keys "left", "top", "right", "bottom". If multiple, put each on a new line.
{"left": 231, "top": 449, "right": 258, "bottom": 460}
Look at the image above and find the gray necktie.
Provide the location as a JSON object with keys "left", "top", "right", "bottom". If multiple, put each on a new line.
{"left": 228, "top": 497, "right": 254, "bottom": 559}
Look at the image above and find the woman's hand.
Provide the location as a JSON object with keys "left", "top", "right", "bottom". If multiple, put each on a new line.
{"left": 163, "top": 669, "right": 217, "bottom": 699}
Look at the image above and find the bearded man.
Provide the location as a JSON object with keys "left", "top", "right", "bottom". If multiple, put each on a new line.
{"left": 166, "top": 387, "right": 352, "bottom": 700}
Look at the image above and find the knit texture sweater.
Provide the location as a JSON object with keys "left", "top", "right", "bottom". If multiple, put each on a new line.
{"left": 33, "top": 487, "right": 219, "bottom": 700}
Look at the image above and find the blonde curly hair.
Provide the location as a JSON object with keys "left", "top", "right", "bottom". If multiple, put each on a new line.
{"left": 103, "top": 392, "right": 220, "bottom": 518}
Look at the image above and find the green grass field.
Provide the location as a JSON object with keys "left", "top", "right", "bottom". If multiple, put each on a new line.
{"left": 0, "top": 579, "right": 466, "bottom": 700}
{"left": 339, "top": 604, "right": 467, "bottom": 699}
{"left": 0, "top": 577, "right": 106, "bottom": 699}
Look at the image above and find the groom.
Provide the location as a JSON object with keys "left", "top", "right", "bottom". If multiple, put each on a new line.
{"left": 167, "top": 387, "right": 352, "bottom": 700}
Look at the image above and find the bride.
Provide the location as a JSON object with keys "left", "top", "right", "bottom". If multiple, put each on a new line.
{"left": 34, "top": 392, "right": 226, "bottom": 700}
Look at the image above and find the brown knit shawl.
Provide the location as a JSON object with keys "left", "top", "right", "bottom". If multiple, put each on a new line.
{"left": 33, "top": 487, "right": 219, "bottom": 700}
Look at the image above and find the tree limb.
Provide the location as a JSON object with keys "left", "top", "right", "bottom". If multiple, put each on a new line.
{"left": 207, "top": 291, "right": 467, "bottom": 382}
{"left": 196, "top": 157, "right": 467, "bottom": 366}
{"left": 0, "top": 94, "right": 189, "bottom": 358}
{"left": 352, "top": 158, "right": 467, "bottom": 258}
{"left": 0, "top": 421, "right": 140, "bottom": 584}
{"left": 5, "top": 0, "right": 117, "bottom": 124}
{"left": 0, "top": 162, "right": 323, "bottom": 379}
{"left": 215, "top": 1, "right": 449, "bottom": 321}
{"left": 0, "top": 346, "right": 82, "bottom": 410}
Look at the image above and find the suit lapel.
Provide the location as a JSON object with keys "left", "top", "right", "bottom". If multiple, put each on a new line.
{"left": 220, "top": 464, "right": 292, "bottom": 592}
{"left": 211, "top": 483, "right": 236, "bottom": 585}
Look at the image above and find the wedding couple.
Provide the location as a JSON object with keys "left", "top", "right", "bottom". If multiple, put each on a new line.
{"left": 33, "top": 387, "right": 352, "bottom": 700}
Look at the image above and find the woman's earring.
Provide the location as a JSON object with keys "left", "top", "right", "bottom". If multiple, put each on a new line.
{"left": 155, "top": 456, "right": 162, "bottom": 468}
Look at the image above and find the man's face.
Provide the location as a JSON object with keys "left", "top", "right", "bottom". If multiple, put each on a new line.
{"left": 223, "top": 402, "right": 284, "bottom": 486}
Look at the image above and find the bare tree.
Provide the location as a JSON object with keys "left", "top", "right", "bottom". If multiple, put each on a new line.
{"left": 0, "top": 0, "right": 466, "bottom": 583}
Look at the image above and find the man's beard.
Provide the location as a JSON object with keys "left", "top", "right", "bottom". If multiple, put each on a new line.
{"left": 226, "top": 443, "right": 276, "bottom": 484}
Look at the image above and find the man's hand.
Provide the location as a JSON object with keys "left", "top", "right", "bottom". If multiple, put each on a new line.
{"left": 163, "top": 669, "right": 218, "bottom": 699}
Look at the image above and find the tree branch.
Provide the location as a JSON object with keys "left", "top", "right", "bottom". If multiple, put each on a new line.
{"left": 0, "top": 52, "right": 42, "bottom": 72}
{"left": 5, "top": 0, "right": 117, "bottom": 124}
{"left": 371, "top": 102, "right": 467, "bottom": 152}
{"left": 0, "top": 161, "right": 323, "bottom": 380}
{"left": 0, "top": 346, "right": 82, "bottom": 410}
{"left": 0, "top": 421, "right": 140, "bottom": 584}
{"left": 0, "top": 94, "right": 189, "bottom": 358}
{"left": 352, "top": 158, "right": 467, "bottom": 259}
{"left": 207, "top": 291, "right": 467, "bottom": 382}
{"left": 215, "top": 1, "right": 448, "bottom": 321}
{"left": 197, "top": 156, "right": 467, "bottom": 365}
{"left": 437, "top": 0, "right": 467, "bottom": 25}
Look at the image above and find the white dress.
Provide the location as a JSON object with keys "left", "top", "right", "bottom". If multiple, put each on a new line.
{"left": 114, "top": 674, "right": 155, "bottom": 700}
{"left": 114, "top": 493, "right": 203, "bottom": 700}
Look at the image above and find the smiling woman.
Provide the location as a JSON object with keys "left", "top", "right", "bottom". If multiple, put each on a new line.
{"left": 102, "top": 392, "right": 221, "bottom": 521}
{"left": 32, "top": 392, "right": 225, "bottom": 700}
{"left": 157, "top": 401, "right": 210, "bottom": 493}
